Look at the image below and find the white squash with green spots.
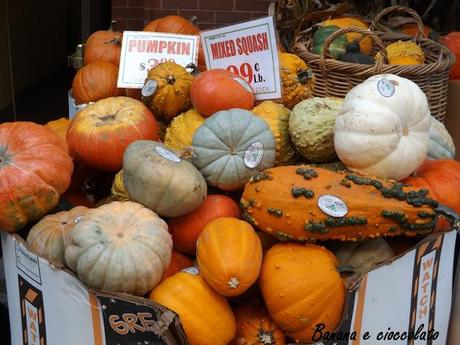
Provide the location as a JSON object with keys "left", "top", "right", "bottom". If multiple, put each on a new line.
{"left": 192, "top": 109, "right": 276, "bottom": 191}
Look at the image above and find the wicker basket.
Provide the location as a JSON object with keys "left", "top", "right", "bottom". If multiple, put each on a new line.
{"left": 294, "top": 6, "right": 456, "bottom": 122}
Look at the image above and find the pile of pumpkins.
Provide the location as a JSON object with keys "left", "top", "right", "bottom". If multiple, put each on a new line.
{"left": 2, "top": 14, "right": 460, "bottom": 345}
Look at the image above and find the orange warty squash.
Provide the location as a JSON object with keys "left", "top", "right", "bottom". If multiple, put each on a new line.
{"left": 160, "top": 251, "right": 193, "bottom": 282}
{"left": 169, "top": 194, "right": 241, "bottom": 255}
{"left": 67, "top": 97, "right": 159, "bottom": 171}
{"left": 84, "top": 30, "right": 122, "bottom": 66}
{"left": 197, "top": 217, "right": 263, "bottom": 296}
{"left": 144, "top": 15, "right": 206, "bottom": 71}
{"left": 44, "top": 118, "right": 70, "bottom": 149}
{"left": 259, "top": 243, "right": 345, "bottom": 343}
{"left": 26, "top": 206, "right": 89, "bottom": 265}
{"left": 0, "top": 122, "right": 74, "bottom": 232}
{"left": 149, "top": 269, "right": 236, "bottom": 345}
{"left": 190, "top": 69, "right": 254, "bottom": 116}
{"left": 72, "top": 61, "right": 124, "bottom": 104}
{"left": 231, "top": 300, "right": 286, "bottom": 345}
{"left": 402, "top": 159, "right": 460, "bottom": 230}
{"left": 241, "top": 166, "right": 439, "bottom": 241}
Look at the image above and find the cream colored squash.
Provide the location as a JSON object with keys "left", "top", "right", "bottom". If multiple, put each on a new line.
{"left": 428, "top": 116, "right": 455, "bottom": 160}
{"left": 65, "top": 201, "right": 172, "bottom": 296}
{"left": 123, "top": 141, "right": 207, "bottom": 217}
{"left": 334, "top": 74, "right": 431, "bottom": 180}
{"left": 26, "top": 206, "right": 89, "bottom": 265}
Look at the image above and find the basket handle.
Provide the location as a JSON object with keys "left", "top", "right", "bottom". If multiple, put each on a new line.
{"left": 320, "top": 27, "right": 387, "bottom": 72}
{"left": 369, "top": 6, "right": 426, "bottom": 39}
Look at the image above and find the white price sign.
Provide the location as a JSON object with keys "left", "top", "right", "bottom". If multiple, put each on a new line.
{"left": 201, "top": 16, "right": 281, "bottom": 100}
{"left": 117, "top": 31, "right": 199, "bottom": 88}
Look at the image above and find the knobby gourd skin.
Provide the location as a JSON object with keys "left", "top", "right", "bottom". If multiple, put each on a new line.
{"left": 241, "top": 166, "right": 438, "bottom": 241}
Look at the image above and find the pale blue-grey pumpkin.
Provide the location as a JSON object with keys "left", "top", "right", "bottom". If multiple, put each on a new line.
{"left": 192, "top": 109, "right": 276, "bottom": 191}
{"left": 427, "top": 116, "right": 455, "bottom": 160}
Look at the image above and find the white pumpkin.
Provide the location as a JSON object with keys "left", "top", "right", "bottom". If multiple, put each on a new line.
{"left": 334, "top": 74, "right": 431, "bottom": 180}
{"left": 65, "top": 201, "right": 172, "bottom": 296}
{"left": 192, "top": 109, "right": 276, "bottom": 191}
{"left": 123, "top": 141, "right": 207, "bottom": 217}
{"left": 26, "top": 206, "right": 89, "bottom": 265}
{"left": 428, "top": 116, "right": 455, "bottom": 160}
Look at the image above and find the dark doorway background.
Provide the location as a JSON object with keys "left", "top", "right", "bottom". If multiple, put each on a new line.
{"left": 0, "top": 0, "right": 111, "bottom": 124}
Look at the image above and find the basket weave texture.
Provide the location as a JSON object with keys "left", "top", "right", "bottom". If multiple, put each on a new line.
{"left": 294, "top": 6, "right": 456, "bottom": 122}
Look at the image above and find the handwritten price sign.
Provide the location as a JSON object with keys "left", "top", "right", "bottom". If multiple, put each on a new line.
{"left": 117, "top": 31, "right": 199, "bottom": 88}
{"left": 201, "top": 17, "right": 281, "bottom": 100}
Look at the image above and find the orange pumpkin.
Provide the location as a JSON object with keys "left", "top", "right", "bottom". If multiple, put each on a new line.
{"left": 259, "top": 243, "right": 345, "bottom": 343}
{"left": 144, "top": 15, "right": 206, "bottom": 71}
{"left": 149, "top": 269, "right": 236, "bottom": 345}
{"left": 0, "top": 122, "right": 74, "bottom": 232}
{"left": 441, "top": 32, "right": 460, "bottom": 79}
{"left": 84, "top": 30, "right": 122, "bottom": 66}
{"left": 72, "top": 61, "right": 124, "bottom": 104}
{"left": 399, "top": 23, "right": 435, "bottom": 39}
{"left": 169, "top": 194, "right": 241, "bottom": 255}
{"left": 67, "top": 97, "right": 160, "bottom": 171}
{"left": 190, "top": 69, "right": 255, "bottom": 116}
{"left": 44, "top": 118, "right": 70, "bottom": 149}
{"left": 402, "top": 159, "right": 460, "bottom": 230}
{"left": 160, "top": 251, "right": 193, "bottom": 282}
{"left": 197, "top": 217, "right": 263, "bottom": 297}
{"left": 231, "top": 300, "right": 286, "bottom": 345}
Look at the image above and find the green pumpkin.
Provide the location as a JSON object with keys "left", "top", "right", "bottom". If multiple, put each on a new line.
{"left": 312, "top": 25, "right": 348, "bottom": 59}
{"left": 192, "top": 109, "right": 276, "bottom": 191}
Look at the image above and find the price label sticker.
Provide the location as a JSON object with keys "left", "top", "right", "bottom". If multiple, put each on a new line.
{"left": 117, "top": 31, "right": 199, "bottom": 88}
{"left": 155, "top": 146, "right": 181, "bottom": 163}
{"left": 244, "top": 142, "right": 264, "bottom": 168}
{"left": 317, "top": 195, "right": 348, "bottom": 218}
{"left": 377, "top": 77, "right": 396, "bottom": 97}
{"left": 200, "top": 16, "right": 281, "bottom": 100}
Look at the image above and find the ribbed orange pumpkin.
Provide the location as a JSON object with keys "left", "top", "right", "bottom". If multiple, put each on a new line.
{"left": 259, "top": 243, "right": 345, "bottom": 343}
{"left": 190, "top": 69, "right": 255, "bottom": 116}
{"left": 197, "top": 217, "right": 263, "bottom": 297}
{"left": 0, "top": 122, "right": 74, "bottom": 232}
{"left": 143, "top": 15, "right": 206, "bottom": 71}
{"left": 67, "top": 97, "right": 160, "bottom": 171}
{"left": 149, "top": 269, "right": 236, "bottom": 345}
{"left": 160, "top": 251, "right": 193, "bottom": 282}
{"left": 84, "top": 30, "right": 122, "bottom": 66}
{"left": 72, "top": 61, "right": 124, "bottom": 104}
{"left": 231, "top": 300, "right": 286, "bottom": 345}
{"left": 26, "top": 206, "right": 89, "bottom": 265}
{"left": 169, "top": 194, "right": 241, "bottom": 255}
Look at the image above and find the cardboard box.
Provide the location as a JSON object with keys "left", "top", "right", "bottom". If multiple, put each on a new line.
{"left": 2, "top": 229, "right": 458, "bottom": 345}
{"left": 1, "top": 232, "right": 188, "bottom": 345}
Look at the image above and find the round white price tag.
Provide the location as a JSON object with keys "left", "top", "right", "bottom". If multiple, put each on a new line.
{"left": 317, "top": 195, "right": 348, "bottom": 217}
{"left": 181, "top": 267, "right": 199, "bottom": 275}
{"left": 244, "top": 141, "right": 264, "bottom": 169}
{"left": 155, "top": 146, "right": 181, "bottom": 163}
{"left": 377, "top": 78, "right": 395, "bottom": 97}
{"left": 141, "top": 79, "right": 158, "bottom": 97}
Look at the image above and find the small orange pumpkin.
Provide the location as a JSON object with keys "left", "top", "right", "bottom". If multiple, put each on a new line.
{"left": 169, "top": 194, "right": 241, "bottom": 255}
{"left": 231, "top": 300, "right": 286, "bottom": 345}
{"left": 44, "top": 117, "right": 70, "bottom": 151}
{"left": 197, "top": 217, "right": 263, "bottom": 297}
{"left": 72, "top": 61, "right": 124, "bottom": 104}
{"left": 190, "top": 69, "right": 254, "bottom": 116}
{"left": 84, "top": 30, "right": 122, "bottom": 66}
{"left": 160, "top": 251, "right": 193, "bottom": 282}
{"left": 149, "top": 269, "right": 236, "bottom": 345}
{"left": 259, "top": 243, "right": 346, "bottom": 343}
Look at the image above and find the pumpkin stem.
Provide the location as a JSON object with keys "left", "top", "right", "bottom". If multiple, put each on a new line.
{"left": 108, "top": 20, "right": 116, "bottom": 32}
{"left": 228, "top": 277, "right": 240, "bottom": 289}
{"left": 167, "top": 75, "right": 176, "bottom": 85}
{"left": 258, "top": 330, "right": 275, "bottom": 345}
{"left": 188, "top": 15, "right": 198, "bottom": 26}
{"left": 185, "top": 63, "right": 200, "bottom": 76}
{"left": 337, "top": 265, "right": 355, "bottom": 273}
{"left": 297, "top": 69, "right": 313, "bottom": 84}
{"left": 177, "top": 147, "right": 193, "bottom": 160}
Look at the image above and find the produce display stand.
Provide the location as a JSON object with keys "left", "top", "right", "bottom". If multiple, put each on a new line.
{"left": 2, "top": 2, "right": 460, "bottom": 345}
